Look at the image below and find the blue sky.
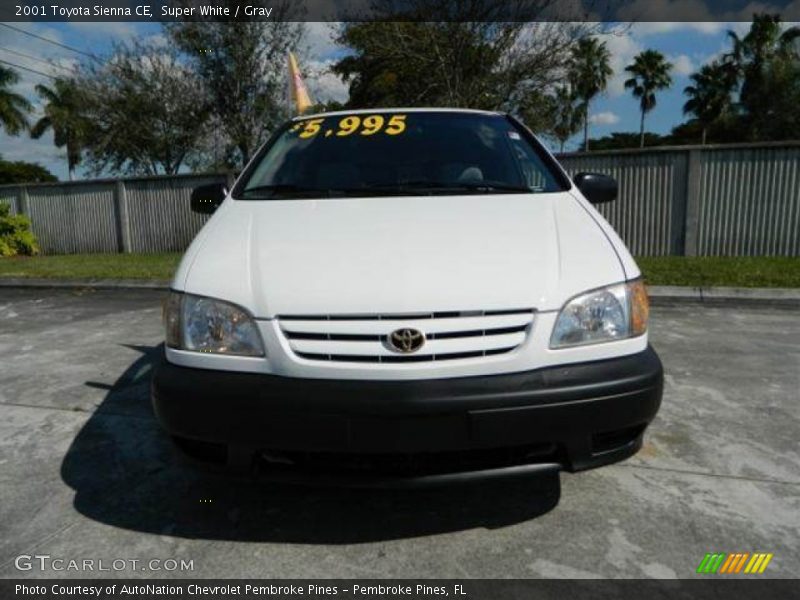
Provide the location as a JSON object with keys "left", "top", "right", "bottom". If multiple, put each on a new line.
{"left": 0, "top": 21, "right": 755, "bottom": 179}
{"left": 586, "top": 22, "right": 745, "bottom": 147}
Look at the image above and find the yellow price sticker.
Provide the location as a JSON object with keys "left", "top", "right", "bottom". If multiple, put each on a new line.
{"left": 291, "top": 114, "right": 407, "bottom": 139}
{"left": 298, "top": 118, "right": 324, "bottom": 139}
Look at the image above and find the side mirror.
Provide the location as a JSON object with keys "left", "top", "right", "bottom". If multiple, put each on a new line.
{"left": 191, "top": 183, "right": 227, "bottom": 214}
{"left": 573, "top": 172, "right": 617, "bottom": 204}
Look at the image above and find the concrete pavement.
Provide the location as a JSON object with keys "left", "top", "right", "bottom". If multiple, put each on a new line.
{"left": 0, "top": 288, "right": 798, "bottom": 578}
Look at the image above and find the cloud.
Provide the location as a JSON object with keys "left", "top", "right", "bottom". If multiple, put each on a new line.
{"left": 303, "top": 22, "right": 342, "bottom": 59}
{"left": 589, "top": 111, "right": 620, "bottom": 125}
{"left": 669, "top": 54, "right": 695, "bottom": 76}
{"left": 67, "top": 21, "right": 140, "bottom": 42}
{"left": 1, "top": 130, "right": 62, "bottom": 163}
{"left": 599, "top": 31, "right": 643, "bottom": 97}
{"left": 145, "top": 33, "right": 170, "bottom": 49}
{"left": 301, "top": 24, "right": 349, "bottom": 104}
{"left": 627, "top": 22, "right": 726, "bottom": 37}
{"left": 306, "top": 59, "right": 349, "bottom": 104}
{"left": 727, "top": 20, "right": 753, "bottom": 37}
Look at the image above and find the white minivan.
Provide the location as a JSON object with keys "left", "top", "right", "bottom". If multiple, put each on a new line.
{"left": 153, "top": 108, "right": 663, "bottom": 486}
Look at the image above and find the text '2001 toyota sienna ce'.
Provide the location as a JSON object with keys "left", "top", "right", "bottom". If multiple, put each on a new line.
{"left": 152, "top": 108, "right": 663, "bottom": 486}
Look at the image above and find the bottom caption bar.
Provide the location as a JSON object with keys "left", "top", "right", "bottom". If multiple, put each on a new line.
{"left": 3, "top": 580, "right": 795, "bottom": 600}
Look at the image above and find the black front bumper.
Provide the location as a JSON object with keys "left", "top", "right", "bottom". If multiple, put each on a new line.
{"left": 151, "top": 346, "right": 663, "bottom": 485}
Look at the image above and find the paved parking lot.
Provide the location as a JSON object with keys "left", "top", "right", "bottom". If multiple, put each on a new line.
{"left": 0, "top": 288, "right": 798, "bottom": 579}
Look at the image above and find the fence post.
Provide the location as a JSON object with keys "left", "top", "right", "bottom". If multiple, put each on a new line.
{"left": 18, "top": 185, "right": 29, "bottom": 215}
{"left": 669, "top": 153, "right": 688, "bottom": 256}
{"left": 114, "top": 179, "right": 132, "bottom": 254}
{"left": 683, "top": 149, "right": 702, "bottom": 257}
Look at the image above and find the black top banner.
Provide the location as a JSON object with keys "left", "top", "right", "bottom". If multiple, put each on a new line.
{"left": 3, "top": 0, "right": 800, "bottom": 22}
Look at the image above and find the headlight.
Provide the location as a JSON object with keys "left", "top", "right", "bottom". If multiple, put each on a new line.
{"left": 164, "top": 292, "right": 265, "bottom": 357}
{"left": 550, "top": 279, "right": 649, "bottom": 349}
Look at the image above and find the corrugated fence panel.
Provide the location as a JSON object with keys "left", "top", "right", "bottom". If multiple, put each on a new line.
{"left": 125, "top": 175, "right": 220, "bottom": 253}
{"left": 696, "top": 146, "right": 800, "bottom": 256}
{"left": 0, "top": 187, "right": 22, "bottom": 215}
{"left": 559, "top": 152, "right": 682, "bottom": 256}
{"left": 27, "top": 183, "right": 118, "bottom": 254}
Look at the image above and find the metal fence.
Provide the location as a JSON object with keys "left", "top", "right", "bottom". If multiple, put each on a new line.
{"left": 0, "top": 173, "right": 228, "bottom": 255}
{"left": 1, "top": 142, "right": 798, "bottom": 256}
{"left": 558, "top": 141, "right": 800, "bottom": 256}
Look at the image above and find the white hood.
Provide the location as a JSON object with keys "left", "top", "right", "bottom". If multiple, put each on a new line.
{"left": 175, "top": 193, "right": 626, "bottom": 318}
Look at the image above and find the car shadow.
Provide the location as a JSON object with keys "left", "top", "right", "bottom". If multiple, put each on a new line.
{"left": 61, "top": 345, "right": 560, "bottom": 543}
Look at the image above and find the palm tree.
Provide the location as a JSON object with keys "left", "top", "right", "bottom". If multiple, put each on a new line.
{"left": 569, "top": 38, "right": 613, "bottom": 152}
{"left": 724, "top": 13, "right": 800, "bottom": 138}
{"left": 726, "top": 14, "right": 800, "bottom": 73}
{"left": 683, "top": 61, "right": 736, "bottom": 145}
{"left": 551, "top": 85, "right": 582, "bottom": 153}
{"left": 0, "top": 66, "right": 32, "bottom": 136}
{"left": 30, "top": 79, "right": 88, "bottom": 181}
{"left": 624, "top": 50, "right": 673, "bottom": 148}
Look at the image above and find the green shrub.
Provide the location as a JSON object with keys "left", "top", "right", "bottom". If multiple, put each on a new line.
{"left": 0, "top": 202, "right": 39, "bottom": 257}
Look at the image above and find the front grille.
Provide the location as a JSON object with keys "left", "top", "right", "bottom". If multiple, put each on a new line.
{"left": 278, "top": 309, "right": 535, "bottom": 363}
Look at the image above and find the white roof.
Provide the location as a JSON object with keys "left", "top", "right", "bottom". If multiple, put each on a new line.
{"left": 293, "top": 107, "right": 503, "bottom": 120}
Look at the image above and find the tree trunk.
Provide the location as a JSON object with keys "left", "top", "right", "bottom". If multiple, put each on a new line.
{"left": 639, "top": 109, "right": 645, "bottom": 148}
{"left": 583, "top": 111, "right": 589, "bottom": 152}
{"left": 560, "top": 140, "right": 565, "bottom": 153}
{"left": 238, "top": 142, "right": 251, "bottom": 167}
{"left": 701, "top": 127, "right": 707, "bottom": 145}
{"left": 67, "top": 139, "right": 77, "bottom": 181}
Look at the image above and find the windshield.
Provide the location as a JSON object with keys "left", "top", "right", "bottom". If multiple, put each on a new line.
{"left": 235, "top": 111, "right": 568, "bottom": 199}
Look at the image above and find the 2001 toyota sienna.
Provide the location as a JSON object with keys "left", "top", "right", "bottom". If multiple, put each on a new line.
{"left": 152, "top": 108, "right": 663, "bottom": 486}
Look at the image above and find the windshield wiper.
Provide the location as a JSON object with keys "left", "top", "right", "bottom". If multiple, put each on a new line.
{"left": 239, "top": 184, "right": 332, "bottom": 198}
{"left": 453, "top": 182, "right": 533, "bottom": 193}
{"left": 332, "top": 182, "right": 443, "bottom": 196}
{"left": 347, "top": 181, "right": 533, "bottom": 195}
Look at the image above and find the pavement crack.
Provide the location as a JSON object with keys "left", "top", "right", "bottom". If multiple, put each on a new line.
{"left": 616, "top": 462, "right": 800, "bottom": 486}
{"left": 0, "top": 519, "right": 82, "bottom": 571}
{"left": 0, "top": 400, "right": 93, "bottom": 414}
{"left": 0, "top": 400, "right": 152, "bottom": 421}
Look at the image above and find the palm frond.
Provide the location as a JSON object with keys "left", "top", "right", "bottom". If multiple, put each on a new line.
{"left": 30, "top": 116, "right": 52, "bottom": 139}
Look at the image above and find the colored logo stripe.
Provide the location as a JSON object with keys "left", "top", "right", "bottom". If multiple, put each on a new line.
{"left": 697, "top": 553, "right": 726, "bottom": 573}
{"left": 744, "top": 553, "right": 773, "bottom": 574}
{"left": 719, "top": 553, "right": 749, "bottom": 573}
{"left": 697, "top": 553, "right": 773, "bottom": 574}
